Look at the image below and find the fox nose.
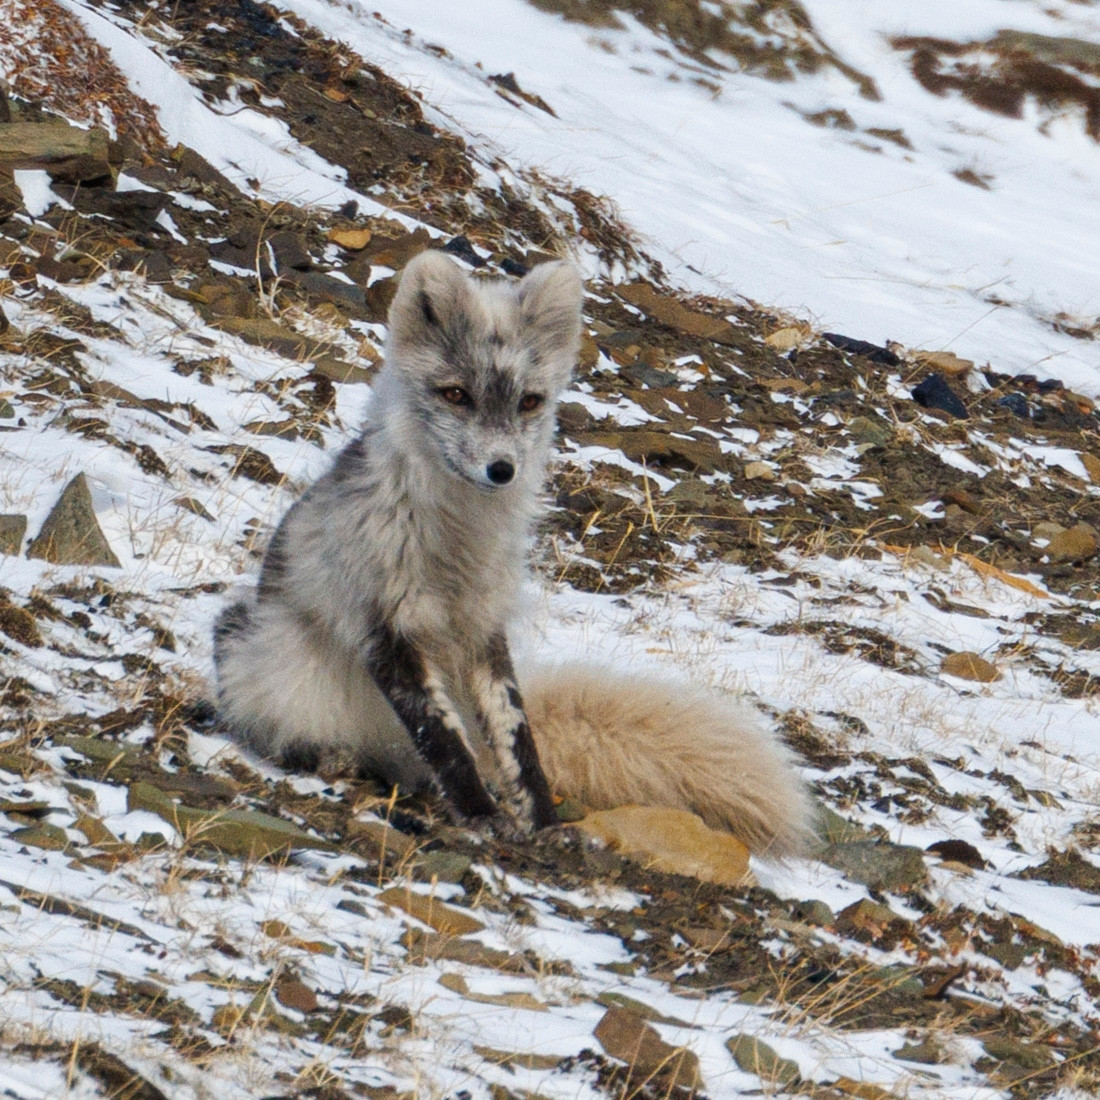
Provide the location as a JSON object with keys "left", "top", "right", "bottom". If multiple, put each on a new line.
{"left": 486, "top": 459, "right": 515, "bottom": 485}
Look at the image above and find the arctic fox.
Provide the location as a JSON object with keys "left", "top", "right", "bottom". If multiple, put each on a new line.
{"left": 214, "top": 250, "right": 812, "bottom": 855}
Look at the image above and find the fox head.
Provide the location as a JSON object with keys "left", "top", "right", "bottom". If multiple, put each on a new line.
{"left": 381, "top": 250, "right": 583, "bottom": 492}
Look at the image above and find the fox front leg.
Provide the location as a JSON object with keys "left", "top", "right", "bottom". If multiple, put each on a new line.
{"left": 367, "top": 625, "right": 499, "bottom": 821}
{"left": 473, "top": 634, "right": 558, "bottom": 831}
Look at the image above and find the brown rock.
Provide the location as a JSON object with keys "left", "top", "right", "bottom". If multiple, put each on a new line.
{"left": 1080, "top": 452, "right": 1100, "bottom": 483}
{"left": 743, "top": 460, "right": 776, "bottom": 481}
{"left": 0, "top": 514, "right": 26, "bottom": 555}
{"left": 578, "top": 806, "right": 752, "bottom": 886}
{"left": 941, "top": 651, "right": 1000, "bottom": 682}
{"left": 617, "top": 282, "right": 739, "bottom": 345}
{"left": 594, "top": 1006, "right": 701, "bottom": 1091}
{"left": 328, "top": 226, "right": 373, "bottom": 250}
{"left": 914, "top": 350, "right": 973, "bottom": 377}
{"left": 1046, "top": 525, "right": 1098, "bottom": 563}
{"left": 377, "top": 886, "right": 484, "bottom": 936}
{"left": 0, "top": 121, "right": 111, "bottom": 183}
{"left": 0, "top": 602, "right": 41, "bottom": 647}
{"left": 275, "top": 976, "right": 319, "bottom": 1014}
{"left": 27, "top": 475, "right": 120, "bottom": 567}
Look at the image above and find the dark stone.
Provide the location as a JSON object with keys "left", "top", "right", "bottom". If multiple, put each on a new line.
{"left": 26, "top": 474, "right": 121, "bottom": 567}
{"left": 58, "top": 184, "right": 169, "bottom": 232}
{"left": 996, "top": 392, "right": 1030, "bottom": 418}
{"left": 913, "top": 372, "right": 969, "bottom": 418}
{"left": 822, "top": 331, "right": 901, "bottom": 365}
{"left": 443, "top": 235, "right": 486, "bottom": 267}
{"left": 926, "top": 838, "right": 987, "bottom": 869}
{"left": 281, "top": 269, "right": 366, "bottom": 311}
{"left": 501, "top": 257, "right": 529, "bottom": 277}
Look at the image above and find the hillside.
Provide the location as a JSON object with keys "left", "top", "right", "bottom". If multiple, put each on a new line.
{"left": 1, "top": 1, "right": 1099, "bottom": 1098}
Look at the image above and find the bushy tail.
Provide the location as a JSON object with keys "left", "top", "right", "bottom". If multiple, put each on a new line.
{"left": 523, "top": 666, "right": 815, "bottom": 859}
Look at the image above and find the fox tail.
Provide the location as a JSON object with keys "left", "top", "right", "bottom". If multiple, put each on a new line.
{"left": 524, "top": 665, "right": 815, "bottom": 859}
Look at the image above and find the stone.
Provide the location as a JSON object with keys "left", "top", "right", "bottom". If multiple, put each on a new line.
{"left": 617, "top": 282, "right": 738, "bottom": 345}
{"left": 914, "top": 350, "right": 974, "bottom": 377}
{"left": 275, "top": 976, "right": 319, "bottom": 1014}
{"left": 594, "top": 1006, "right": 701, "bottom": 1091}
{"left": 725, "top": 1034, "right": 800, "bottom": 1088}
{"left": 982, "top": 1036, "right": 1056, "bottom": 1070}
{"left": 0, "top": 603, "right": 41, "bottom": 647}
{"left": 0, "top": 514, "right": 27, "bottom": 556}
{"left": 822, "top": 332, "right": 900, "bottom": 366}
{"left": 835, "top": 898, "right": 905, "bottom": 937}
{"left": 27, "top": 474, "right": 121, "bottom": 567}
{"left": 941, "top": 651, "right": 1000, "bottom": 682}
{"left": 763, "top": 325, "right": 811, "bottom": 350}
{"left": 0, "top": 121, "right": 111, "bottom": 183}
{"left": 821, "top": 842, "right": 927, "bottom": 891}
{"left": 892, "top": 1038, "right": 946, "bottom": 1064}
{"left": 328, "top": 226, "right": 373, "bottom": 250}
{"left": 578, "top": 806, "right": 752, "bottom": 886}
{"left": 926, "top": 838, "right": 987, "bottom": 870}
{"left": 377, "top": 886, "right": 484, "bottom": 936}
{"left": 743, "top": 460, "right": 776, "bottom": 481}
{"left": 848, "top": 415, "right": 893, "bottom": 447}
{"left": 126, "top": 781, "right": 338, "bottom": 858}
{"left": 912, "top": 373, "right": 968, "bottom": 418}
{"left": 1046, "top": 525, "right": 1098, "bottom": 563}
{"left": 1079, "top": 452, "right": 1100, "bottom": 483}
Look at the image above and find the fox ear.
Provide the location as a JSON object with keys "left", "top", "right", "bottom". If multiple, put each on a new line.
{"left": 518, "top": 261, "right": 583, "bottom": 364}
{"left": 388, "top": 250, "right": 472, "bottom": 350}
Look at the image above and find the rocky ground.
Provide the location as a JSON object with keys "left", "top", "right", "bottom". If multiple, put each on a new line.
{"left": 1, "top": 2, "right": 1100, "bottom": 1098}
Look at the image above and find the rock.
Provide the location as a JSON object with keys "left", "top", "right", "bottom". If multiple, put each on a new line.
{"left": 813, "top": 805, "right": 869, "bottom": 846}
{"left": 0, "top": 514, "right": 27, "bottom": 556}
{"left": 1032, "top": 520, "right": 1066, "bottom": 541}
{"left": 617, "top": 282, "right": 738, "bottom": 345}
{"left": 725, "top": 1034, "right": 801, "bottom": 1088}
{"left": 10, "top": 823, "right": 70, "bottom": 851}
{"left": 831, "top": 1077, "right": 902, "bottom": 1099}
{"left": 915, "top": 350, "right": 973, "bottom": 377}
{"left": 207, "top": 316, "right": 312, "bottom": 357}
{"left": 848, "top": 414, "right": 893, "bottom": 447}
{"left": 1079, "top": 452, "right": 1100, "bottom": 483}
{"left": 594, "top": 1006, "right": 701, "bottom": 1092}
{"left": 743, "top": 460, "right": 776, "bottom": 481}
{"left": 59, "top": 184, "right": 168, "bottom": 232}
{"left": 892, "top": 1038, "right": 946, "bottom": 1064}
{"left": 822, "top": 332, "right": 900, "bottom": 366}
{"left": 941, "top": 651, "right": 1000, "bottom": 682}
{"left": 926, "top": 838, "right": 987, "bottom": 870}
{"left": 0, "top": 602, "right": 41, "bottom": 647}
{"left": 913, "top": 373, "right": 968, "bottom": 419}
{"left": 835, "top": 898, "right": 906, "bottom": 938}
{"left": 997, "top": 392, "right": 1030, "bottom": 418}
{"left": 764, "top": 325, "right": 811, "bottom": 350}
{"left": 821, "top": 841, "right": 927, "bottom": 891}
{"left": 281, "top": 269, "right": 367, "bottom": 311}
{"left": 26, "top": 474, "right": 121, "bottom": 567}
{"left": 377, "top": 885, "right": 484, "bottom": 936}
{"left": 126, "top": 781, "right": 338, "bottom": 858}
{"left": 328, "top": 225, "right": 372, "bottom": 250}
{"left": 415, "top": 849, "right": 473, "bottom": 884}
{"left": 442, "top": 235, "right": 487, "bottom": 267}
{"left": 275, "top": 976, "right": 319, "bottom": 1014}
{"left": 572, "top": 429, "right": 728, "bottom": 475}
{"left": 982, "top": 1036, "right": 1056, "bottom": 1070}
{"left": 0, "top": 121, "right": 112, "bottom": 183}
{"left": 1046, "top": 525, "right": 1098, "bottom": 563}
{"left": 205, "top": 444, "right": 283, "bottom": 486}
{"left": 578, "top": 805, "right": 752, "bottom": 886}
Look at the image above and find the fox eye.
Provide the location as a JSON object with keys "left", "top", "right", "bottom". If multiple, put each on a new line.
{"left": 518, "top": 392, "right": 544, "bottom": 414}
{"left": 438, "top": 386, "right": 472, "bottom": 408}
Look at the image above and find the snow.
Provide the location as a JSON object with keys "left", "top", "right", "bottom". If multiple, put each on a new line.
{"left": 274, "top": 0, "right": 1100, "bottom": 394}
{"left": 4, "top": 1, "right": 1100, "bottom": 1096}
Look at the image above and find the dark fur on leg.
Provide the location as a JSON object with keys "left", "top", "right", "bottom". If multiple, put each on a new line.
{"left": 366, "top": 623, "right": 499, "bottom": 821}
